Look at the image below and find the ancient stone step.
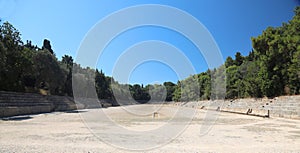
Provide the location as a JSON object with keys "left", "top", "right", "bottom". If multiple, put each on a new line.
{"left": 0, "top": 91, "right": 77, "bottom": 117}
{"left": 0, "top": 102, "right": 50, "bottom": 107}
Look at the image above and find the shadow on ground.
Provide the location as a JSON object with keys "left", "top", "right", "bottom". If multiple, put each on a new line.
{"left": 1, "top": 115, "right": 33, "bottom": 121}
{"left": 65, "top": 110, "right": 88, "bottom": 113}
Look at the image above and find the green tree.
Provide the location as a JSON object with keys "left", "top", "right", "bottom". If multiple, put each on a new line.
{"left": 42, "top": 39, "right": 54, "bottom": 54}
{"left": 250, "top": 6, "right": 300, "bottom": 97}
{"left": 95, "top": 69, "right": 111, "bottom": 99}
{"left": 225, "top": 65, "right": 239, "bottom": 99}
{"left": 225, "top": 56, "right": 235, "bottom": 68}
{"left": 62, "top": 55, "right": 73, "bottom": 96}
{"left": 242, "top": 61, "right": 263, "bottom": 97}
{"left": 197, "top": 71, "right": 211, "bottom": 100}
{"left": 0, "top": 21, "right": 24, "bottom": 91}
{"left": 179, "top": 75, "right": 200, "bottom": 101}
{"left": 288, "top": 47, "right": 300, "bottom": 94}
{"left": 147, "top": 84, "right": 166, "bottom": 102}
{"left": 163, "top": 81, "right": 176, "bottom": 101}
{"left": 172, "top": 81, "right": 182, "bottom": 102}
{"left": 33, "top": 50, "right": 67, "bottom": 95}
{"left": 234, "top": 52, "right": 244, "bottom": 66}
{"left": 130, "top": 84, "right": 143, "bottom": 102}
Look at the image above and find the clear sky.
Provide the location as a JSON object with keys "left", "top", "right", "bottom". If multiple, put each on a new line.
{"left": 1, "top": 0, "right": 299, "bottom": 85}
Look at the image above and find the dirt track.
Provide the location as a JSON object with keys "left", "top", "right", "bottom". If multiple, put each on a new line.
{"left": 0, "top": 105, "right": 300, "bottom": 153}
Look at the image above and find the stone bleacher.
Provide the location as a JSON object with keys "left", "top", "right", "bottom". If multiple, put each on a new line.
{"left": 172, "top": 95, "right": 300, "bottom": 120}
{"left": 2, "top": 90, "right": 299, "bottom": 120}
{"left": 0, "top": 91, "right": 77, "bottom": 118}
{"left": 268, "top": 96, "right": 300, "bottom": 119}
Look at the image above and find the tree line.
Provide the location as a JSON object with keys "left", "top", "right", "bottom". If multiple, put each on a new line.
{"left": 0, "top": 6, "right": 299, "bottom": 103}
{"left": 0, "top": 19, "right": 176, "bottom": 103}
{"left": 173, "top": 6, "right": 300, "bottom": 101}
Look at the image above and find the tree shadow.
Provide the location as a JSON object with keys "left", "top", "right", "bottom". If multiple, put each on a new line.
{"left": 65, "top": 110, "right": 87, "bottom": 113}
{"left": 1, "top": 116, "right": 33, "bottom": 121}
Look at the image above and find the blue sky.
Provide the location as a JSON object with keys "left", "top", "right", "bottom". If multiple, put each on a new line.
{"left": 1, "top": 0, "right": 299, "bottom": 85}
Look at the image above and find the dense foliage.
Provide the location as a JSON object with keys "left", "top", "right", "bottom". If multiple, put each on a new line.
{"left": 0, "top": 7, "right": 299, "bottom": 103}
{"left": 172, "top": 6, "right": 300, "bottom": 100}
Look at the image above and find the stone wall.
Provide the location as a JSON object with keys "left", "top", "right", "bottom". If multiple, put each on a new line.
{"left": 172, "top": 95, "right": 300, "bottom": 120}
{"left": 0, "top": 91, "right": 76, "bottom": 118}
{"left": 0, "top": 91, "right": 115, "bottom": 118}
{"left": 1, "top": 90, "right": 299, "bottom": 120}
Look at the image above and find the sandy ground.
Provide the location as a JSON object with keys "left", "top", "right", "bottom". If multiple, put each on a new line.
{"left": 0, "top": 105, "right": 300, "bottom": 153}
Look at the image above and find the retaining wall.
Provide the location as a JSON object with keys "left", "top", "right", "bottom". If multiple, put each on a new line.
{"left": 0, "top": 91, "right": 76, "bottom": 118}
{"left": 1, "top": 91, "right": 299, "bottom": 120}
{"left": 172, "top": 95, "right": 300, "bottom": 120}
{"left": 0, "top": 91, "right": 115, "bottom": 118}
